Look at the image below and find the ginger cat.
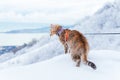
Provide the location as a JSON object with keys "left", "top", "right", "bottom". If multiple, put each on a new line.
{"left": 50, "top": 24, "right": 96, "bottom": 70}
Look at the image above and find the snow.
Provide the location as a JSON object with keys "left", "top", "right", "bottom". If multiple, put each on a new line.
{"left": 74, "top": 0, "right": 120, "bottom": 33}
{"left": 0, "top": 34, "right": 64, "bottom": 69}
{"left": 0, "top": 33, "right": 119, "bottom": 80}
{"left": 73, "top": 0, "right": 120, "bottom": 50}
{"left": 0, "top": 50, "right": 120, "bottom": 80}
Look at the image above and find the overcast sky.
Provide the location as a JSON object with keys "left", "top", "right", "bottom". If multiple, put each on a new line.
{"left": 0, "top": 0, "right": 114, "bottom": 25}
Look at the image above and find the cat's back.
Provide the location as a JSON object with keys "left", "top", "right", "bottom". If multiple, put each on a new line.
{"left": 69, "top": 30, "right": 84, "bottom": 39}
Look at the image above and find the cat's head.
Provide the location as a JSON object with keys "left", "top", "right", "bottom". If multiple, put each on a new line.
{"left": 50, "top": 24, "right": 62, "bottom": 36}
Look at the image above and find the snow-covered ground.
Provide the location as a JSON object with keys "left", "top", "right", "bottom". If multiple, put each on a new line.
{"left": 0, "top": 50, "right": 120, "bottom": 80}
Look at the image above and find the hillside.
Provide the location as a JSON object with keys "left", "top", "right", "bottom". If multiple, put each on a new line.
{"left": 74, "top": 0, "right": 120, "bottom": 50}
{"left": 74, "top": 0, "right": 120, "bottom": 33}
{"left": 0, "top": 34, "right": 64, "bottom": 69}
{"left": 0, "top": 50, "right": 120, "bottom": 80}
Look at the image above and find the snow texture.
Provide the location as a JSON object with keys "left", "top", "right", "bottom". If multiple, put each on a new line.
{"left": 0, "top": 50, "right": 120, "bottom": 80}
{"left": 0, "top": 34, "right": 64, "bottom": 69}
{"left": 74, "top": 0, "right": 120, "bottom": 50}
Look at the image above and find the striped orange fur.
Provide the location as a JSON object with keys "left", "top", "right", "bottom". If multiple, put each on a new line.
{"left": 50, "top": 24, "right": 96, "bottom": 69}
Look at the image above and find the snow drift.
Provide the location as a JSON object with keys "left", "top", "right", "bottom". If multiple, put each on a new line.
{"left": 0, "top": 34, "right": 64, "bottom": 69}
{"left": 0, "top": 50, "right": 120, "bottom": 80}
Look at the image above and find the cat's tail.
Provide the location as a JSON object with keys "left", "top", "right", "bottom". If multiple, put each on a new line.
{"left": 87, "top": 61, "right": 96, "bottom": 70}
{"left": 82, "top": 54, "right": 97, "bottom": 70}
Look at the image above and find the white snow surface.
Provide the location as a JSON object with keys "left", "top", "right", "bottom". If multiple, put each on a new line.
{"left": 0, "top": 50, "right": 120, "bottom": 80}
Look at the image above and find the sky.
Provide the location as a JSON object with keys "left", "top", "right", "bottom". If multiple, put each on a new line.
{"left": 0, "top": 0, "right": 114, "bottom": 31}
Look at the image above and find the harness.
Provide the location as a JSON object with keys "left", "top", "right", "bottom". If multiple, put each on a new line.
{"left": 57, "top": 27, "right": 64, "bottom": 36}
{"left": 57, "top": 27, "right": 69, "bottom": 42}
